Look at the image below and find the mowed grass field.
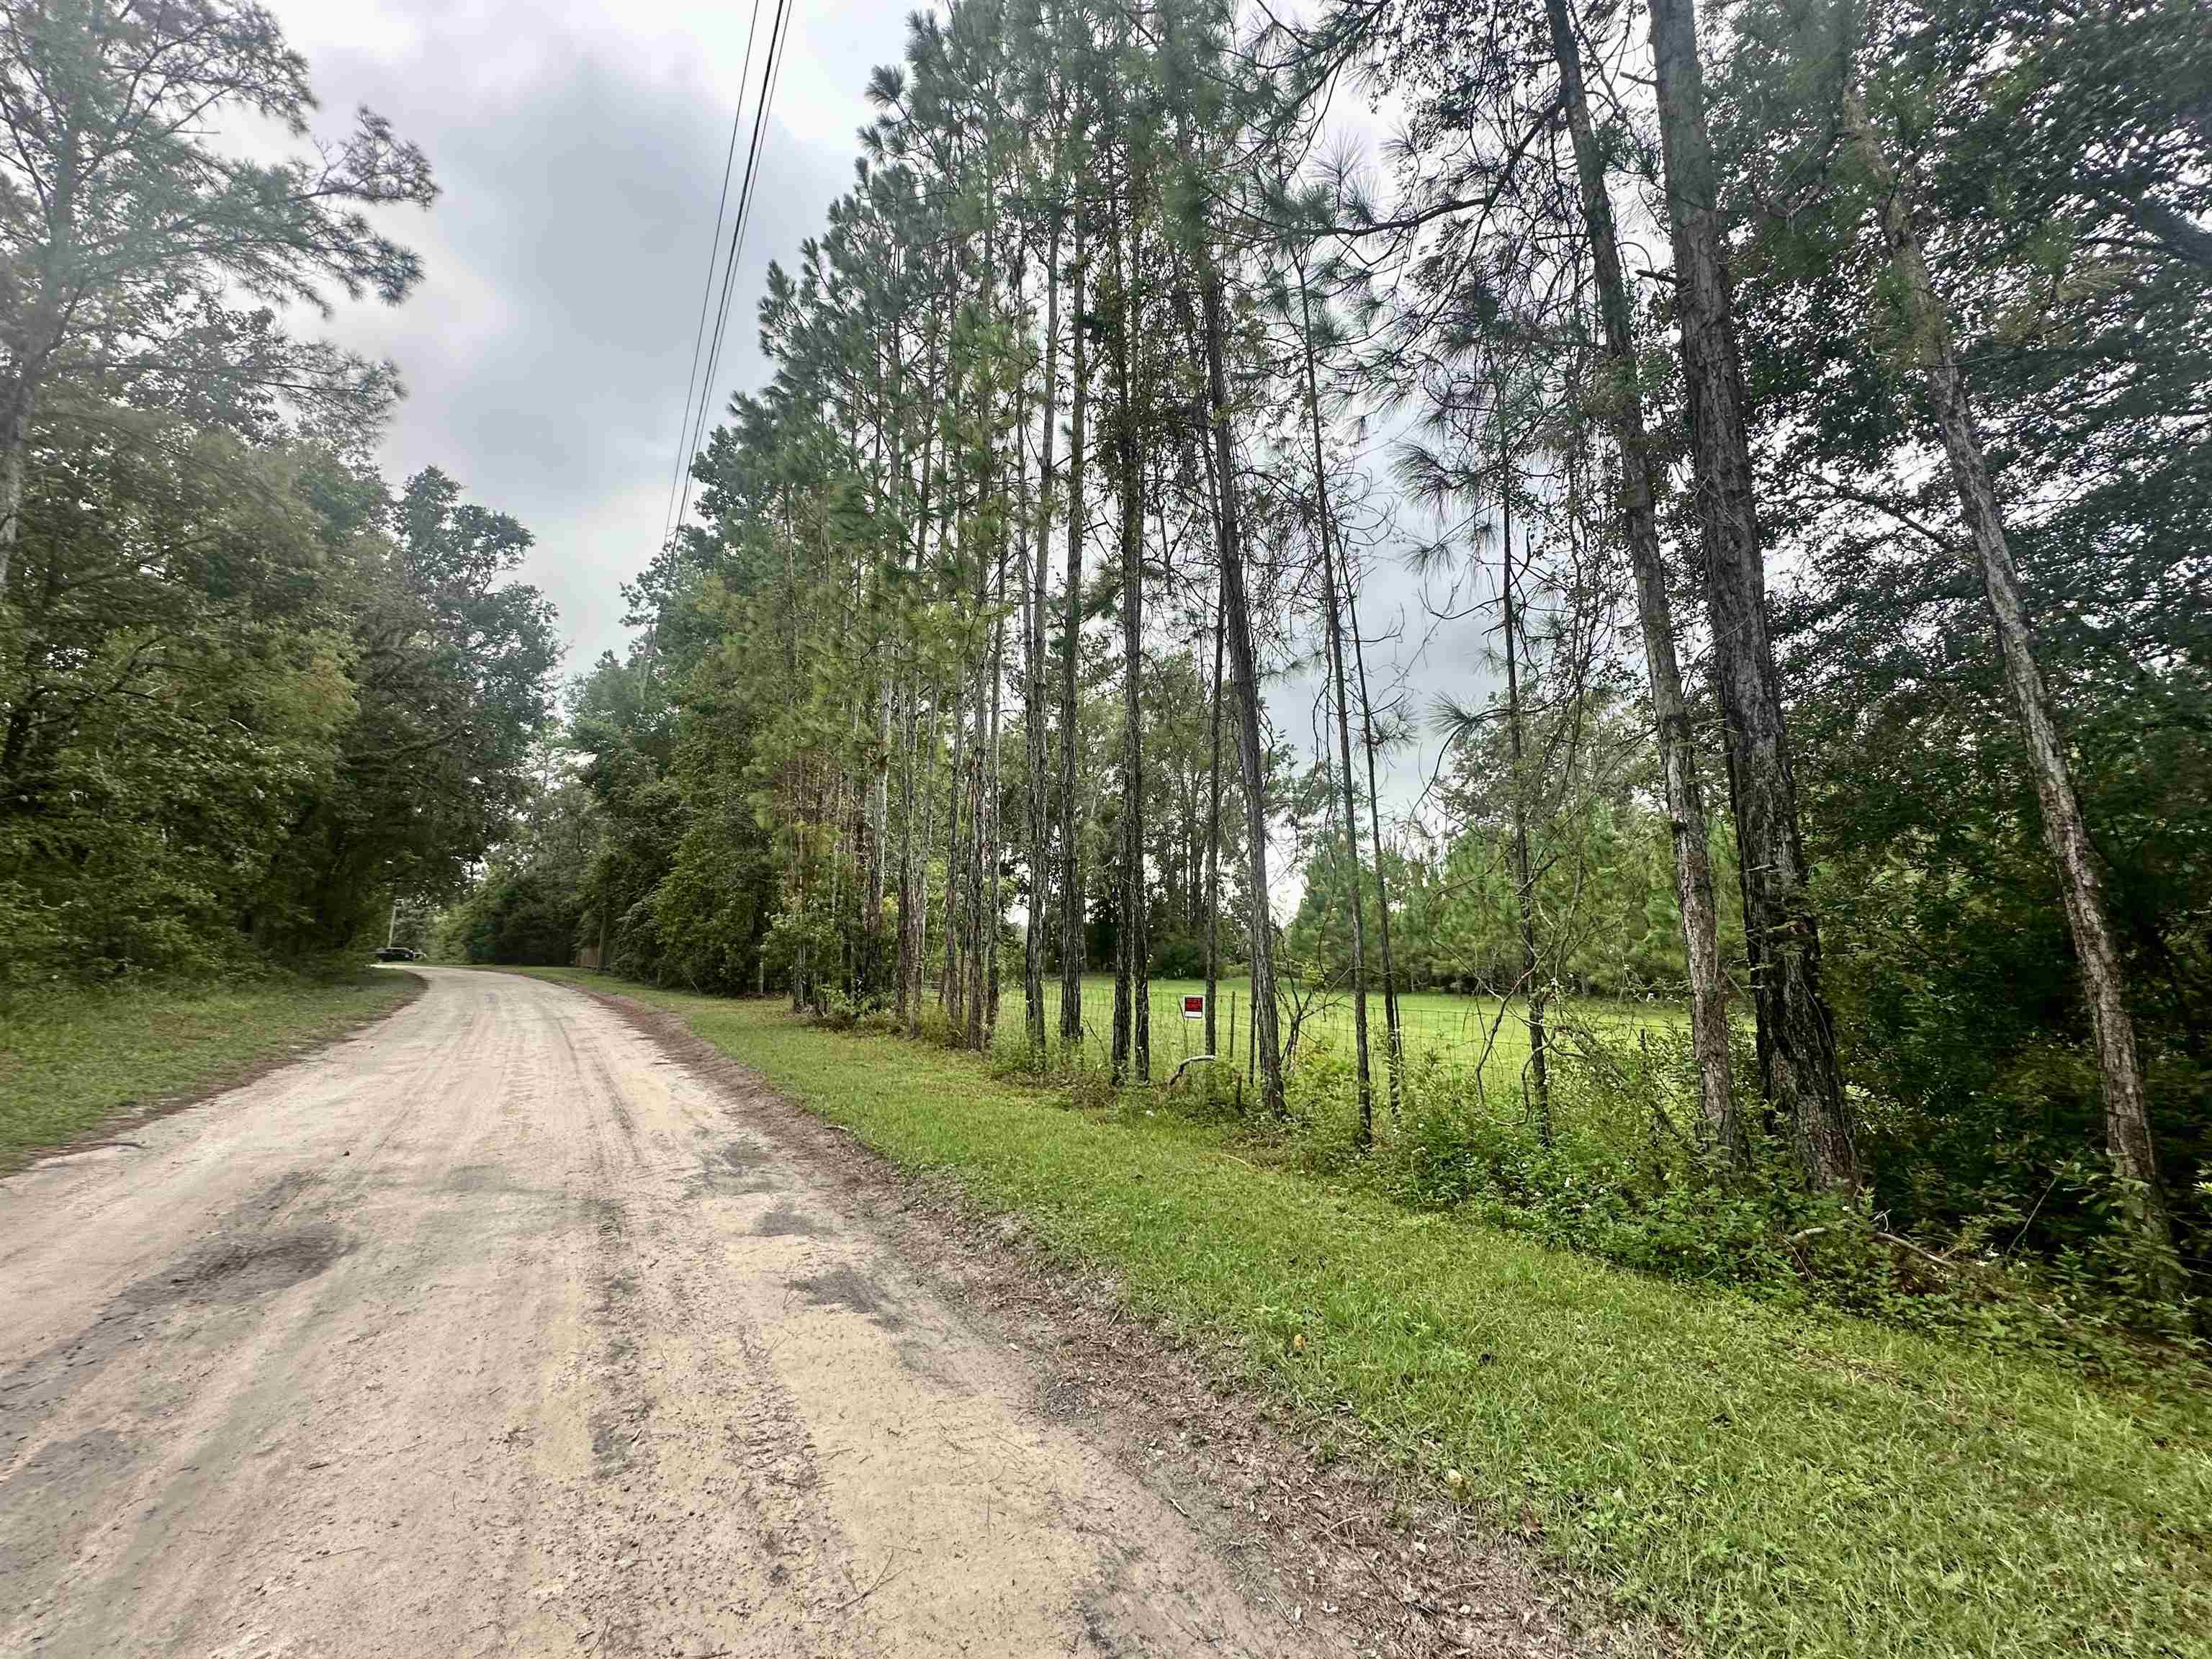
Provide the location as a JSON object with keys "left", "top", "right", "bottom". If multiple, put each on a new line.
{"left": 953, "top": 971, "right": 1687, "bottom": 1076}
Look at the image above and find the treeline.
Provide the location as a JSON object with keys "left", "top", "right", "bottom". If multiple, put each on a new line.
{"left": 0, "top": 4, "right": 559, "bottom": 987}
{"left": 486, "top": 0, "right": 2206, "bottom": 1316}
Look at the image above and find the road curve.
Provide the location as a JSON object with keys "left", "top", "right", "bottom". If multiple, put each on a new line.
{"left": 1, "top": 966, "right": 1333, "bottom": 1658}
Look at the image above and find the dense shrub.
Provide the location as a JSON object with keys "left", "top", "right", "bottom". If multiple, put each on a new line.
{"left": 441, "top": 866, "right": 585, "bottom": 966}
{"left": 1272, "top": 1030, "right": 2200, "bottom": 1364}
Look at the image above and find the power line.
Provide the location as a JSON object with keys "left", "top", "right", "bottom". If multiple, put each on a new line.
{"left": 658, "top": 0, "right": 770, "bottom": 557}
{"left": 673, "top": 0, "right": 796, "bottom": 539}
{"left": 671, "top": 0, "right": 798, "bottom": 541}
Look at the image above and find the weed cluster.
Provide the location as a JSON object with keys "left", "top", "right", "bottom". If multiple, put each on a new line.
{"left": 1271, "top": 1031, "right": 2200, "bottom": 1370}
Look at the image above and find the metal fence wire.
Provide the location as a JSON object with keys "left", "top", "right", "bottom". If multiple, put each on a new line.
{"left": 919, "top": 978, "right": 1687, "bottom": 1076}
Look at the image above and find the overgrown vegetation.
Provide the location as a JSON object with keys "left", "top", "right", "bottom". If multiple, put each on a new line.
{"left": 505, "top": 968, "right": 2212, "bottom": 1659}
{"left": 939, "top": 971, "right": 2203, "bottom": 1361}
{"left": 0, "top": 4, "right": 559, "bottom": 992}
{"left": 0, "top": 966, "right": 421, "bottom": 1172}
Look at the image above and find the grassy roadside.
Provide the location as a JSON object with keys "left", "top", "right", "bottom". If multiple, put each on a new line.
{"left": 511, "top": 967, "right": 2212, "bottom": 1659}
{"left": 0, "top": 968, "right": 423, "bottom": 1173}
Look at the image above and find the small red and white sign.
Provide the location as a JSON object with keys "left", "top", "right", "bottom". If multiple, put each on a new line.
{"left": 1182, "top": 994, "right": 1205, "bottom": 1020}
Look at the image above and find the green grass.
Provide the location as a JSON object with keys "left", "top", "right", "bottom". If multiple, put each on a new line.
{"left": 508, "top": 967, "right": 2212, "bottom": 1659}
{"left": 0, "top": 968, "right": 422, "bottom": 1172}
{"left": 954, "top": 971, "right": 1685, "bottom": 1077}
{"left": 958, "top": 971, "right": 1691, "bottom": 1167}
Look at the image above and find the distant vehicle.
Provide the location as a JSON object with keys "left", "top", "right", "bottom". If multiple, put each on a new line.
{"left": 376, "top": 946, "right": 418, "bottom": 962}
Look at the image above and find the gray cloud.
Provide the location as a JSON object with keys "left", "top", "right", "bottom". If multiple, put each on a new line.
{"left": 271, "top": 0, "right": 913, "bottom": 669}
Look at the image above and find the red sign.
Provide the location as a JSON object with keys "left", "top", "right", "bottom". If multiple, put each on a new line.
{"left": 1182, "top": 994, "right": 1205, "bottom": 1019}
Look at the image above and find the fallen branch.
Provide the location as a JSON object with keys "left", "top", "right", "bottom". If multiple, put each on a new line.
{"left": 828, "top": 1557, "right": 902, "bottom": 1614}
{"left": 1167, "top": 1053, "right": 1218, "bottom": 1089}
{"left": 1786, "top": 1223, "right": 2092, "bottom": 1334}
{"left": 1787, "top": 1224, "right": 1964, "bottom": 1275}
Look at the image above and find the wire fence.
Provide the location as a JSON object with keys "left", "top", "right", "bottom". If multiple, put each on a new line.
{"left": 920, "top": 976, "right": 1689, "bottom": 1079}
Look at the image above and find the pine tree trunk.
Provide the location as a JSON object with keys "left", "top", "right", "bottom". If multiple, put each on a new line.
{"left": 0, "top": 387, "right": 30, "bottom": 597}
{"left": 1110, "top": 192, "right": 1149, "bottom": 1085}
{"left": 1647, "top": 0, "right": 1856, "bottom": 1191}
{"left": 1202, "top": 264, "right": 1285, "bottom": 1115}
{"left": 898, "top": 306, "right": 948, "bottom": 1028}
{"left": 943, "top": 692, "right": 968, "bottom": 1022}
{"left": 896, "top": 674, "right": 920, "bottom": 1025}
{"left": 915, "top": 686, "right": 946, "bottom": 1022}
{"left": 980, "top": 583, "right": 1007, "bottom": 1051}
{"left": 1058, "top": 230, "right": 1089, "bottom": 1056}
{"left": 1205, "top": 559, "right": 1226, "bottom": 1059}
{"left": 1342, "top": 574, "right": 1403, "bottom": 1117}
{"left": 1295, "top": 266, "right": 1372, "bottom": 1143}
{"left": 1500, "top": 488, "right": 1552, "bottom": 1141}
{"left": 1023, "top": 222, "right": 1063, "bottom": 1060}
{"left": 962, "top": 540, "right": 993, "bottom": 1048}
{"left": 1843, "top": 86, "right": 2174, "bottom": 1266}
{"left": 1545, "top": 0, "right": 1736, "bottom": 1154}
{"left": 863, "top": 338, "right": 895, "bottom": 1000}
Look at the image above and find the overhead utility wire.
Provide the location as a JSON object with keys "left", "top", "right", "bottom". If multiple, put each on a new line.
{"left": 658, "top": 0, "right": 770, "bottom": 555}
{"left": 672, "top": 0, "right": 798, "bottom": 539}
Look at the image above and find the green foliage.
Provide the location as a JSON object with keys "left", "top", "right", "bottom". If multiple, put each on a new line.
{"left": 1, "top": 450, "right": 559, "bottom": 984}
{"left": 0, "top": 0, "right": 439, "bottom": 468}
{"left": 1715, "top": 0, "right": 2212, "bottom": 1288}
{"left": 0, "top": 5, "right": 553, "bottom": 989}
{"left": 1252, "top": 1010, "right": 2199, "bottom": 1360}
{"left": 441, "top": 865, "right": 585, "bottom": 967}
{"left": 1064, "top": 1066, "right": 1120, "bottom": 1113}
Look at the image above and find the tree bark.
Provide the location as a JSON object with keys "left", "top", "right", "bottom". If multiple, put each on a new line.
{"left": 1294, "top": 263, "right": 1372, "bottom": 1145}
{"left": 1647, "top": 0, "right": 1856, "bottom": 1190}
{"left": 1058, "top": 227, "right": 1090, "bottom": 1056}
{"left": 1843, "top": 82, "right": 2173, "bottom": 1263}
{"left": 896, "top": 674, "right": 920, "bottom": 1025}
{"left": 1498, "top": 485, "right": 1552, "bottom": 1140}
{"left": 979, "top": 592, "right": 1007, "bottom": 1050}
{"left": 0, "top": 387, "right": 32, "bottom": 595}
{"left": 1109, "top": 190, "right": 1149, "bottom": 1086}
{"left": 898, "top": 302, "right": 948, "bottom": 1028}
{"left": 1023, "top": 220, "right": 1063, "bottom": 1059}
{"left": 1205, "top": 557, "right": 1226, "bottom": 1059}
{"left": 1545, "top": 0, "right": 1737, "bottom": 1154}
{"left": 1341, "top": 570, "right": 1403, "bottom": 1117}
{"left": 943, "top": 678, "right": 968, "bottom": 1022}
{"left": 1202, "top": 264, "right": 1285, "bottom": 1115}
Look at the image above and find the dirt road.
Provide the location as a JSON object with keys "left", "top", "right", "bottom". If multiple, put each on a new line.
{"left": 0, "top": 967, "right": 1341, "bottom": 1658}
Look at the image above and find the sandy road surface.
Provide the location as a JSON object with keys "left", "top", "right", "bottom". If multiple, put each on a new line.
{"left": 1, "top": 967, "right": 1338, "bottom": 1658}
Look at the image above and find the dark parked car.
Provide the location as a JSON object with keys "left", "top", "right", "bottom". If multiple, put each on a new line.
{"left": 375, "top": 946, "right": 418, "bottom": 962}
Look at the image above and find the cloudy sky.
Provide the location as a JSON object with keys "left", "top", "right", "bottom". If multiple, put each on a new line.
{"left": 272, "top": 0, "right": 1500, "bottom": 822}
{"left": 271, "top": 0, "right": 917, "bottom": 668}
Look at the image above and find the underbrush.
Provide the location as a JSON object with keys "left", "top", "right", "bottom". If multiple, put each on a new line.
{"left": 1266, "top": 1030, "right": 2205, "bottom": 1374}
